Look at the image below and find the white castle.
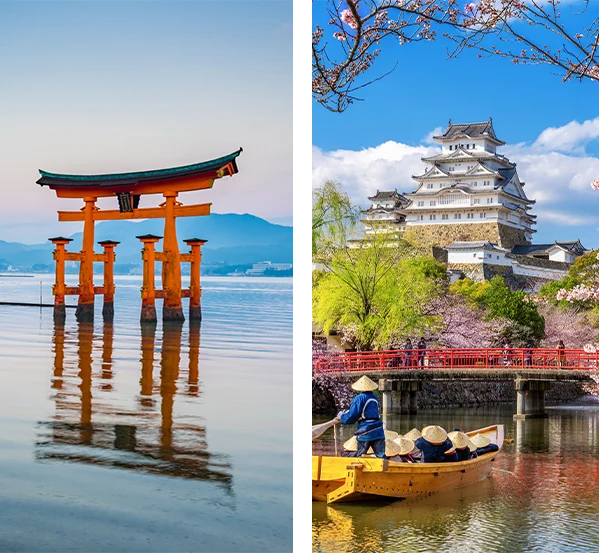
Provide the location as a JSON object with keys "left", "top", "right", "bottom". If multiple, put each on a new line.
{"left": 359, "top": 119, "right": 587, "bottom": 289}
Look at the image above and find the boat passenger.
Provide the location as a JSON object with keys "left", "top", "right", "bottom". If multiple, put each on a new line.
{"left": 403, "top": 428, "right": 422, "bottom": 459}
{"left": 343, "top": 436, "right": 402, "bottom": 459}
{"left": 414, "top": 425, "right": 458, "bottom": 463}
{"left": 471, "top": 433, "right": 499, "bottom": 456}
{"left": 389, "top": 437, "right": 416, "bottom": 463}
{"left": 337, "top": 375, "right": 386, "bottom": 458}
{"left": 448, "top": 430, "right": 477, "bottom": 461}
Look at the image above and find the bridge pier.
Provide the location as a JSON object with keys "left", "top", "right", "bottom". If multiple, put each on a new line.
{"left": 514, "top": 379, "right": 551, "bottom": 419}
{"left": 379, "top": 379, "right": 421, "bottom": 415}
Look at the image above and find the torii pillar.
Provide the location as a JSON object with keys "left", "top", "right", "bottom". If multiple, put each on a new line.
{"left": 162, "top": 191, "right": 184, "bottom": 322}
{"left": 76, "top": 196, "right": 98, "bottom": 323}
{"left": 137, "top": 234, "right": 162, "bottom": 324}
{"left": 184, "top": 238, "right": 207, "bottom": 322}
{"left": 49, "top": 236, "right": 73, "bottom": 323}
{"left": 98, "top": 240, "right": 119, "bottom": 321}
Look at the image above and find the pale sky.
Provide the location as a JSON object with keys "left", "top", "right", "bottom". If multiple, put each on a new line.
{"left": 0, "top": 1, "right": 292, "bottom": 243}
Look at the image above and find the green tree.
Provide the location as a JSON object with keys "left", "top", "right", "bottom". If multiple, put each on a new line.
{"left": 451, "top": 276, "right": 545, "bottom": 344}
{"left": 312, "top": 181, "right": 360, "bottom": 257}
{"left": 313, "top": 238, "right": 446, "bottom": 350}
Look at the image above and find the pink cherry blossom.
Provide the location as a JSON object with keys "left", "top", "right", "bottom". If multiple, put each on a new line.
{"left": 592, "top": 178, "right": 599, "bottom": 190}
{"left": 340, "top": 9, "right": 359, "bottom": 30}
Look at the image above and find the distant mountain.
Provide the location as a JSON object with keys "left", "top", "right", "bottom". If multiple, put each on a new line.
{"left": 0, "top": 214, "right": 292, "bottom": 271}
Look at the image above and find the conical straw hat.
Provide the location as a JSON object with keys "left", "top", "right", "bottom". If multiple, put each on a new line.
{"left": 367, "top": 438, "right": 402, "bottom": 457}
{"left": 351, "top": 375, "right": 378, "bottom": 392}
{"left": 444, "top": 445, "right": 457, "bottom": 455}
{"left": 421, "top": 425, "right": 448, "bottom": 444}
{"left": 343, "top": 436, "right": 358, "bottom": 452}
{"left": 471, "top": 433, "right": 491, "bottom": 448}
{"left": 384, "top": 429, "right": 399, "bottom": 440}
{"left": 392, "top": 437, "right": 415, "bottom": 456}
{"left": 467, "top": 439, "right": 478, "bottom": 452}
{"left": 404, "top": 428, "right": 422, "bottom": 441}
{"left": 448, "top": 431, "right": 471, "bottom": 450}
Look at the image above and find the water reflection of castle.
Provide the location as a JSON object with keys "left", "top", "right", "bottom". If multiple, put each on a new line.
{"left": 37, "top": 321, "right": 233, "bottom": 492}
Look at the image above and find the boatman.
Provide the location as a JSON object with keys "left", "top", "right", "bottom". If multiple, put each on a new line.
{"left": 336, "top": 375, "right": 386, "bottom": 459}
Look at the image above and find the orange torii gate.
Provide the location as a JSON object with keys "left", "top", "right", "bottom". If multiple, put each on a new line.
{"left": 38, "top": 149, "right": 242, "bottom": 323}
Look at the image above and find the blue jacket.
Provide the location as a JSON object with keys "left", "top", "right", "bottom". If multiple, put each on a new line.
{"left": 455, "top": 447, "right": 471, "bottom": 461}
{"left": 339, "top": 391, "right": 384, "bottom": 442}
{"left": 476, "top": 444, "right": 499, "bottom": 456}
{"left": 414, "top": 437, "right": 459, "bottom": 463}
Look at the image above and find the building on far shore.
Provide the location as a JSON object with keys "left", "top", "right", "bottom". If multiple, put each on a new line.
{"left": 356, "top": 119, "right": 587, "bottom": 290}
{"left": 246, "top": 261, "right": 292, "bottom": 275}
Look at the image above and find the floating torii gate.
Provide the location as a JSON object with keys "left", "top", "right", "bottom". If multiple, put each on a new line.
{"left": 38, "top": 149, "right": 242, "bottom": 323}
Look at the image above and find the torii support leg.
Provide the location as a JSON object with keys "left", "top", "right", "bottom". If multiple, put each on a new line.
{"left": 162, "top": 191, "right": 184, "bottom": 322}
{"left": 76, "top": 197, "right": 98, "bottom": 323}
{"left": 138, "top": 234, "right": 161, "bottom": 324}
{"left": 49, "top": 237, "right": 72, "bottom": 323}
{"left": 99, "top": 241, "right": 119, "bottom": 321}
{"left": 184, "top": 239, "right": 207, "bottom": 322}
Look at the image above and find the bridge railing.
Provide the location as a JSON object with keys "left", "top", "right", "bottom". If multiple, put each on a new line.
{"left": 313, "top": 348, "right": 599, "bottom": 373}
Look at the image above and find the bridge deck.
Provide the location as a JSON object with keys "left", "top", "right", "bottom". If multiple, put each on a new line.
{"left": 333, "top": 369, "right": 592, "bottom": 382}
{"left": 314, "top": 347, "right": 598, "bottom": 381}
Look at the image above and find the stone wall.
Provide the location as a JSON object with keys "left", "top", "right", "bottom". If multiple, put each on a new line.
{"left": 313, "top": 377, "right": 587, "bottom": 415}
{"left": 447, "top": 262, "right": 486, "bottom": 282}
{"left": 497, "top": 224, "right": 530, "bottom": 249}
{"left": 417, "top": 380, "right": 585, "bottom": 409}
{"left": 404, "top": 223, "right": 502, "bottom": 248}
{"left": 404, "top": 222, "right": 530, "bottom": 250}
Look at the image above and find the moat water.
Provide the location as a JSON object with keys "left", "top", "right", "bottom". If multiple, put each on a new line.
{"left": 313, "top": 403, "right": 599, "bottom": 553}
{"left": 0, "top": 275, "right": 292, "bottom": 552}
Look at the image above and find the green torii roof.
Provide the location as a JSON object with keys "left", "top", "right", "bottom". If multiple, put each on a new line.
{"left": 37, "top": 148, "right": 242, "bottom": 188}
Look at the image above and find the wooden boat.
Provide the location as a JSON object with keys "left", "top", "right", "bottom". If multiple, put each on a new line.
{"left": 312, "top": 424, "right": 503, "bottom": 504}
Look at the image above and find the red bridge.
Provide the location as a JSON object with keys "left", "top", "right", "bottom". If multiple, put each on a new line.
{"left": 313, "top": 348, "right": 598, "bottom": 419}
{"left": 313, "top": 347, "right": 599, "bottom": 373}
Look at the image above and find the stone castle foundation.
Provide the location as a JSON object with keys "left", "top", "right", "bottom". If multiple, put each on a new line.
{"left": 404, "top": 222, "right": 530, "bottom": 250}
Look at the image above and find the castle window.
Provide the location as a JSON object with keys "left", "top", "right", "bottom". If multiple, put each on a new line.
{"left": 487, "top": 198, "right": 493, "bottom": 204}
{"left": 466, "top": 144, "right": 470, "bottom": 149}
{"left": 420, "top": 215, "right": 424, "bottom": 221}
{"left": 472, "top": 144, "right": 476, "bottom": 149}
{"left": 418, "top": 201, "right": 424, "bottom": 207}
{"left": 429, "top": 214, "right": 436, "bottom": 220}
{"left": 442, "top": 214, "right": 449, "bottom": 220}
{"left": 449, "top": 145, "right": 453, "bottom": 150}
{"left": 430, "top": 201, "right": 436, "bottom": 206}
{"left": 426, "top": 183, "right": 434, "bottom": 189}
{"left": 474, "top": 199, "right": 480, "bottom": 204}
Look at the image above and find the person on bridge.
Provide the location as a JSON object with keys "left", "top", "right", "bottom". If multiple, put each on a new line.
{"left": 404, "top": 339, "right": 414, "bottom": 367}
{"left": 337, "top": 375, "right": 386, "bottom": 459}
{"left": 557, "top": 340, "right": 566, "bottom": 368}
{"left": 525, "top": 344, "right": 533, "bottom": 367}
{"left": 414, "top": 426, "right": 458, "bottom": 463}
{"left": 417, "top": 337, "right": 426, "bottom": 368}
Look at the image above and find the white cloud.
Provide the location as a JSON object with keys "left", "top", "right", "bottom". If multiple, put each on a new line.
{"left": 312, "top": 141, "right": 438, "bottom": 206}
{"left": 532, "top": 116, "right": 599, "bottom": 152}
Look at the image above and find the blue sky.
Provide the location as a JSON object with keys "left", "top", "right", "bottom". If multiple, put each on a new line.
{"left": 312, "top": 2, "right": 599, "bottom": 249}
{"left": 0, "top": 1, "right": 292, "bottom": 243}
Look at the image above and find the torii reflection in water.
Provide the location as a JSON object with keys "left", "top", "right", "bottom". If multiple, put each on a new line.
{"left": 38, "top": 320, "right": 233, "bottom": 494}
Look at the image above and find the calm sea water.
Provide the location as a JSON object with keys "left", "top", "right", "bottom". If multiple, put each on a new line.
{"left": 313, "top": 403, "right": 599, "bottom": 553}
{"left": 0, "top": 274, "right": 292, "bottom": 553}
